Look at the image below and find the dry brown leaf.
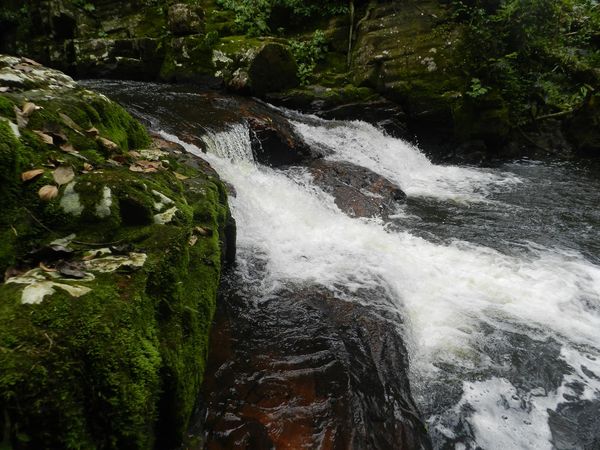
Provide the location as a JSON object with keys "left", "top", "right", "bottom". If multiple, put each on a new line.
{"left": 39, "top": 262, "right": 57, "bottom": 273}
{"left": 38, "top": 185, "right": 59, "bottom": 201}
{"left": 85, "top": 127, "right": 99, "bottom": 137}
{"left": 53, "top": 166, "right": 75, "bottom": 185}
{"left": 21, "top": 168, "right": 45, "bottom": 182}
{"left": 59, "top": 143, "right": 78, "bottom": 154}
{"left": 59, "top": 113, "right": 83, "bottom": 134}
{"left": 174, "top": 172, "right": 189, "bottom": 181}
{"left": 97, "top": 137, "right": 118, "bottom": 151}
{"left": 128, "top": 151, "right": 141, "bottom": 158}
{"left": 33, "top": 130, "right": 54, "bottom": 145}
{"left": 22, "top": 102, "right": 41, "bottom": 117}
{"left": 22, "top": 57, "right": 42, "bottom": 66}
{"left": 129, "top": 165, "right": 144, "bottom": 173}
{"left": 83, "top": 163, "right": 93, "bottom": 171}
{"left": 14, "top": 64, "right": 33, "bottom": 73}
{"left": 189, "top": 235, "right": 198, "bottom": 247}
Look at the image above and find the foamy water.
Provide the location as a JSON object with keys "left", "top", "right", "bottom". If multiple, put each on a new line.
{"left": 160, "top": 116, "right": 600, "bottom": 448}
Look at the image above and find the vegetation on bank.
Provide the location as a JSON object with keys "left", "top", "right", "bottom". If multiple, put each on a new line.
{"left": 453, "top": 0, "right": 599, "bottom": 124}
{"left": 0, "top": 57, "right": 233, "bottom": 449}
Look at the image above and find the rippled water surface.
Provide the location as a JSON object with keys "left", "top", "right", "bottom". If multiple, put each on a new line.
{"left": 85, "top": 81, "right": 600, "bottom": 449}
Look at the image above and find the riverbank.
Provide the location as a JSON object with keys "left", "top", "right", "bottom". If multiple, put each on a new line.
{"left": 1, "top": 0, "right": 598, "bottom": 162}
{"left": 0, "top": 56, "right": 234, "bottom": 449}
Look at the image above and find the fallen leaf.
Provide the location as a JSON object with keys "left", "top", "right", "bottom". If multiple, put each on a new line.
{"left": 38, "top": 185, "right": 59, "bottom": 201}
{"left": 85, "top": 127, "right": 99, "bottom": 137}
{"left": 83, "top": 163, "right": 93, "bottom": 171}
{"left": 39, "top": 262, "right": 57, "bottom": 273}
{"left": 194, "top": 226, "right": 212, "bottom": 237}
{"left": 33, "top": 130, "right": 54, "bottom": 145}
{"left": 14, "top": 64, "right": 33, "bottom": 73}
{"left": 22, "top": 102, "right": 41, "bottom": 117}
{"left": 21, "top": 168, "right": 44, "bottom": 182}
{"left": 189, "top": 235, "right": 198, "bottom": 246}
{"left": 0, "top": 87, "right": 9, "bottom": 93}
{"left": 128, "top": 151, "right": 141, "bottom": 158}
{"left": 4, "top": 266, "right": 25, "bottom": 281}
{"left": 56, "top": 261, "right": 87, "bottom": 279}
{"left": 174, "top": 172, "right": 189, "bottom": 180}
{"left": 97, "top": 136, "right": 118, "bottom": 151}
{"left": 22, "top": 57, "right": 42, "bottom": 66}
{"left": 59, "top": 113, "right": 83, "bottom": 134}
{"left": 60, "top": 143, "right": 79, "bottom": 154}
{"left": 53, "top": 166, "right": 75, "bottom": 185}
{"left": 129, "top": 164, "right": 144, "bottom": 172}
{"left": 47, "top": 130, "right": 68, "bottom": 144}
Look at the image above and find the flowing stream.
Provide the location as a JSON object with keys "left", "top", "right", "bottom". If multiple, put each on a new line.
{"left": 86, "top": 81, "right": 600, "bottom": 449}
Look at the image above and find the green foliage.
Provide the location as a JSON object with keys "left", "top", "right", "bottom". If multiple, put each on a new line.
{"left": 453, "top": 0, "right": 600, "bottom": 124}
{"left": 290, "top": 30, "right": 328, "bottom": 85}
{"left": 216, "top": 0, "right": 347, "bottom": 36}
{"left": 466, "top": 77, "right": 489, "bottom": 98}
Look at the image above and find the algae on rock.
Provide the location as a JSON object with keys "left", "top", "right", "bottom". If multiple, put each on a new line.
{"left": 0, "top": 55, "right": 235, "bottom": 449}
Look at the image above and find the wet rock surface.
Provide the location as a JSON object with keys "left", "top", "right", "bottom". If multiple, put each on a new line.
{"left": 194, "top": 281, "right": 431, "bottom": 450}
{"left": 308, "top": 159, "right": 406, "bottom": 219}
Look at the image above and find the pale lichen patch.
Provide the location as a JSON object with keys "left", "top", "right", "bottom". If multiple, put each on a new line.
{"left": 152, "top": 189, "right": 174, "bottom": 211}
{"left": 60, "top": 182, "right": 84, "bottom": 216}
{"left": 95, "top": 186, "right": 113, "bottom": 218}
{"left": 154, "top": 206, "right": 178, "bottom": 224}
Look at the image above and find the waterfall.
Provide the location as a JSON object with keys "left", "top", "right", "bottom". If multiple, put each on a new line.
{"left": 162, "top": 112, "right": 600, "bottom": 448}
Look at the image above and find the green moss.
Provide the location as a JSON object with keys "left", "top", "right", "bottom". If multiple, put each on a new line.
{"left": 0, "top": 62, "right": 232, "bottom": 450}
{"left": 0, "top": 97, "right": 15, "bottom": 118}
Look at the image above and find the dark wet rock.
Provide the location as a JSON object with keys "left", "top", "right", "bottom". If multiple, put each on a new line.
{"left": 247, "top": 115, "right": 314, "bottom": 166}
{"left": 196, "top": 282, "right": 431, "bottom": 450}
{"left": 308, "top": 160, "right": 406, "bottom": 218}
{"left": 566, "top": 93, "right": 600, "bottom": 157}
{"left": 168, "top": 3, "right": 205, "bottom": 36}
{"left": 549, "top": 401, "right": 600, "bottom": 450}
{"left": 217, "top": 42, "right": 299, "bottom": 96}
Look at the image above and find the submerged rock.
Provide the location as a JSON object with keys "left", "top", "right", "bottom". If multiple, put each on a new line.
{"left": 0, "top": 56, "right": 235, "bottom": 449}
{"left": 196, "top": 283, "right": 431, "bottom": 449}
{"left": 308, "top": 160, "right": 406, "bottom": 219}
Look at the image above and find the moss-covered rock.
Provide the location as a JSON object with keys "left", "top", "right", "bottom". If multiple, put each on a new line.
{"left": 0, "top": 55, "right": 234, "bottom": 449}
{"left": 213, "top": 39, "right": 299, "bottom": 95}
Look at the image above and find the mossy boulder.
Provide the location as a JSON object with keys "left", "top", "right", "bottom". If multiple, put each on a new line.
{"left": 214, "top": 39, "right": 299, "bottom": 96}
{"left": 168, "top": 3, "right": 205, "bottom": 36}
{"left": 0, "top": 55, "right": 234, "bottom": 449}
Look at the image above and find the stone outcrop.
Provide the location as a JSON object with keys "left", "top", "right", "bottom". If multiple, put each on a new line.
{"left": 197, "top": 283, "right": 432, "bottom": 449}
{"left": 0, "top": 55, "right": 234, "bottom": 449}
{"left": 309, "top": 160, "right": 406, "bottom": 218}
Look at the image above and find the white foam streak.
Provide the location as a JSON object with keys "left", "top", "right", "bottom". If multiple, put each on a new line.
{"left": 292, "top": 119, "right": 521, "bottom": 201}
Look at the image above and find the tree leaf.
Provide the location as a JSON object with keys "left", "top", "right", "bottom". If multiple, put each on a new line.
{"left": 33, "top": 130, "right": 54, "bottom": 145}
{"left": 59, "top": 143, "right": 78, "bottom": 154}
{"left": 21, "top": 168, "right": 45, "bottom": 182}
{"left": 21, "top": 102, "right": 41, "bottom": 117}
{"left": 38, "top": 185, "right": 59, "bottom": 201}
{"left": 53, "top": 166, "right": 75, "bottom": 185}
{"left": 97, "top": 136, "right": 119, "bottom": 151}
{"left": 59, "top": 112, "right": 84, "bottom": 134}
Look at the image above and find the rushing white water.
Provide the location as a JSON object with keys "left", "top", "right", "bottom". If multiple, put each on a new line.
{"left": 160, "top": 117, "right": 600, "bottom": 449}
